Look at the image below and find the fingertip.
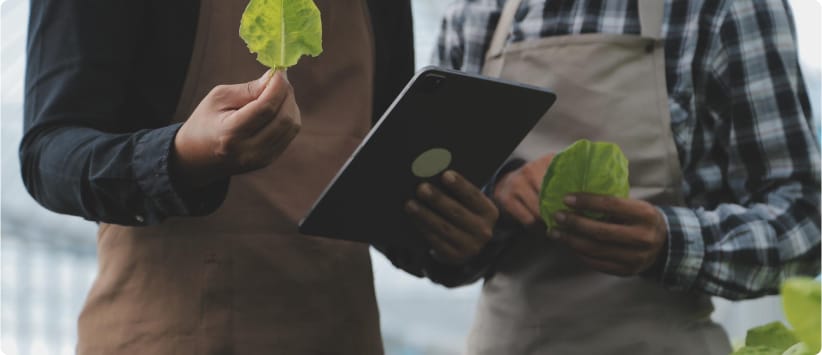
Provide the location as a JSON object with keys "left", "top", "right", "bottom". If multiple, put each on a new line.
{"left": 563, "top": 195, "right": 577, "bottom": 206}
{"left": 256, "top": 70, "right": 290, "bottom": 105}
{"left": 443, "top": 170, "right": 457, "bottom": 184}
{"left": 418, "top": 183, "right": 433, "bottom": 198}
{"left": 258, "top": 69, "right": 272, "bottom": 83}
{"left": 269, "top": 70, "right": 285, "bottom": 88}
{"left": 554, "top": 211, "right": 567, "bottom": 223}
{"left": 406, "top": 200, "right": 419, "bottom": 213}
{"left": 522, "top": 214, "right": 536, "bottom": 226}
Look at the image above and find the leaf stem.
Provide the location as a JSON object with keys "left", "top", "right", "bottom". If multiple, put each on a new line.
{"left": 280, "top": 0, "right": 286, "bottom": 67}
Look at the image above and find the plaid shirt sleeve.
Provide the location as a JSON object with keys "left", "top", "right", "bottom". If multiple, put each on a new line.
{"left": 657, "top": 0, "right": 821, "bottom": 300}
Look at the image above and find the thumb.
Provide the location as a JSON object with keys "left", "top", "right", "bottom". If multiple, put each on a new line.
{"left": 214, "top": 70, "right": 273, "bottom": 109}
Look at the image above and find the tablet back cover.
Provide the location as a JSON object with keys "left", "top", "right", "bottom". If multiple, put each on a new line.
{"left": 299, "top": 67, "right": 556, "bottom": 251}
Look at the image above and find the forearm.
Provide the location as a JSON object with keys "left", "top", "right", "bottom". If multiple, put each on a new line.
{"left": 654, "top": 182, "right": 820, "bottom": 300}
{"left": 20, "top": 123, "right": 228, "bottom": 225}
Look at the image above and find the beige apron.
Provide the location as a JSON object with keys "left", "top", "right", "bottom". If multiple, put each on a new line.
{"left": 77, "top": 1, "right": 383, "bottom": 354}
{"left": 468, "top": 0, "right": 732, "bottom": 354}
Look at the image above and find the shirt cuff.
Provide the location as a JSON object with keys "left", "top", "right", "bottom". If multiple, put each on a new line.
{"left": 485, "top": 158, "right": 527, "bottom": 197}
{"left": 654, "top": 206, "right": 706, "bottom": 291}
{"left": 132, "top": 123, "right": 229, "bottom": 225}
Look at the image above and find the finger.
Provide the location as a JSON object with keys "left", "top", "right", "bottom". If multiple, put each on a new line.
{"left": 248, "top": 92, "right": 301, "bottom": 147}
{"left": 424, "top": 233, "right": 467, "bottom": 265}
{"left": 564, "top": 194, "right": 653, "bottom": 224}
{"left": 555, "top": 211, "right": 647, "bottom": 247}
{"left": 253, "top": 123, "right": 301, "bottom": 168}
{"left": 494, "top": 176, "right": 538, "bottom": 225}
{"left": 525, "top": 168, "right": 544, "bottom": 196}
{"left": 228, "top": 71, "right": 291, "bottom": 133}
{"left": 417, "top": 183, "right": 492, "bottom": 240}
{"left": 550, "top": 229, "right": 638, "bottom": 265}
{"left": 441, "top": 171, "right": 498, "bottom": 219}
{"left": 208, "top": 70, "right": 272, "bottom": 110}
{"left": 515, "top": 189, "right": 541, "bottom": 221}
{"left": 407, "top": 201, "right": 476, "bottom": 265}
{"left": 423, "top": 241, "right": 467, "bottom": 265}
{"left": 501, "top": 196, "right": 537, "bottom": 226}
{"left": 526, "top": 154, "right": 554, "bottom": 193}
{"left": 405, "top": 199, "right": 478, "bottom": 254}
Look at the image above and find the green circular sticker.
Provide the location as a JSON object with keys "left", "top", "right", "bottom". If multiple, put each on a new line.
{"left": 412, "top": 148, "right": 452, "bottom": 178}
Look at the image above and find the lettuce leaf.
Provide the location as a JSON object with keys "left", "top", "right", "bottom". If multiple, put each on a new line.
{"left": 733, "top": 279, "right": 821, "bottom": 355}
{"left": 539, "top": 139, "right": 630, "bottom": 229}
{"left": 730, "top": 346, "right": 782, "bottom": 355}
{"left": 781, "top": 278, "right": 821, "bottom": 353}
{"left": 240, "top": 0, "right": 323, "bottom": 70}
{"left": 744, "top": 322, "right": 798, "bottom": 352}
{"left": 781, "top": 343, "right": 815, "bottom": 355}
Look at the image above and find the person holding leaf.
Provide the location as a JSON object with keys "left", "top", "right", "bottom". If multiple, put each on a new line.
{"left": 21, "top": 0, "right": 498, "bottom": 353}
{"left": 421, "top": 0, "right": 822, "bottom": 354}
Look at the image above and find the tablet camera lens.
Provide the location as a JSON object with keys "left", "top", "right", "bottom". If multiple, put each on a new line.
{"left": 421, "top": 74, "right": 445, "bottom": 92}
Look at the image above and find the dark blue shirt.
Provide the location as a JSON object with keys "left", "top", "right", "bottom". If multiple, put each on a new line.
{"left": 21, "top": 0, "right": 415, "bottom": 226}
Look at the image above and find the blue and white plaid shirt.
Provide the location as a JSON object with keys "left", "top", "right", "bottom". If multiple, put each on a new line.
{"left": 432, "top": 0, "right": 821, "bottom": 299}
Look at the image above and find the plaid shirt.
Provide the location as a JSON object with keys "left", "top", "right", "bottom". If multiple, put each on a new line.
{"left": 432, "top": 0, "right": 821, "bottom": 299}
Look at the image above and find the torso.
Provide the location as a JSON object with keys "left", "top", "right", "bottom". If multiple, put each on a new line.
{"left": 77, "top": 1, "right": 384, "bottom": 354}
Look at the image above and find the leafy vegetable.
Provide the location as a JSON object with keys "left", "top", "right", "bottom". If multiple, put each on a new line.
{"left": 730, "top": 278, "right": 821, "bottom": 355}
{"left": 539, "top": 139, "right": 630, "bottom": 229}
{"left": 240, "top": 0, "right": 323, "bottom": 70}
{"left": 744, "top": 322, "right": 799, "bottom": 352}
{"left": 782, "top": 278, "right": 821, "bottom": 352}
{"left": 781, "top": 343, "right": 815, "bottom": 355}
{"left": 730, "top": 346, "right": 782, "bottom": 355}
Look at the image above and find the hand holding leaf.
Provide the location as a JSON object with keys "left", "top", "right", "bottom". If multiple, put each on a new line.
{"left": 539, "top": 139, "right": 630, "bottom": 229}
{"left": 240, "top": 0, "right": 323, "bottom": 70}
{"left": 538, "top": 140, "right": 670, "bottom": 277}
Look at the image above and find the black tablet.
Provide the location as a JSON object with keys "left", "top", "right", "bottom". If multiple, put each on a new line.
{"left": 298, "top": 67, "right": 556, "bottom": 250}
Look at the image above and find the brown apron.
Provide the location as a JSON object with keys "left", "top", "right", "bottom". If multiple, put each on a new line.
{"left": 77, "top": 1, "right": 383, "bottom": 354}
{"left": 467, "top": 0, "right": 732, "bottom": 354}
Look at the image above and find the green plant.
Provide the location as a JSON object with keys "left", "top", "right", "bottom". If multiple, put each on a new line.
{"left": 539, "top": 139, "right": 630, "bottom": 229}
{"left": 731, "top": 278, "right": 821, "bottom": 355}
{"left": 240, "top": 0, "right": 323, "bottom": 70}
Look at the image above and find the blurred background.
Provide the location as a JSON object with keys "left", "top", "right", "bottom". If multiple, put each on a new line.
{"left": 1, "top": 1, "right": 819, "bottom": 354}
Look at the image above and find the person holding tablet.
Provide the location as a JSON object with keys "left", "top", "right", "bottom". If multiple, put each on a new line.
{"left": 21, "top": 0, "right": 502, "bottom": 353}
{"left": 423, "top": 0, "right": 821, "bottom": 354}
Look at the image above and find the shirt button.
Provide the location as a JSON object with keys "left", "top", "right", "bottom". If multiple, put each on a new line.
{"left": 135, "top": 215, "right": 145, "bottom": 223}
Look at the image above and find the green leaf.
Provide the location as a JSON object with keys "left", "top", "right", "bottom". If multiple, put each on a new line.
{"left": 782, "top": 278, "right": 821, "bottom": 353}
{"left": 782, "top": 343, "right": 815, "bottom": 355}
{"left": 240, "top": 0, "right": 323, "bottom": 70}
{"left": 539, "top": 139, "right": 630, "bottom": 229}
{"left": 730, "top": 346, "right": 783, "bottom": 355}
{"left": 744, "top": 322, "right": 799, "bottom": 352}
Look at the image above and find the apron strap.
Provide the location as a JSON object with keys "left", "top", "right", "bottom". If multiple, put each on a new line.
{"left": 638, "top": 0, "right": 665, "bottom": 39}
{"left": 483, "top": 0, "right": 525, "bottom": 69}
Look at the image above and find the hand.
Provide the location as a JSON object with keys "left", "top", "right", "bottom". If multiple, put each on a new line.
{"left": 172, "top": 70, "right": 301, "bottom": 187}
{"left": 405, "top": 171, "right": 499, "bottom": 265}
{"left": 549, "top": 193, "right": 668, "bottom": 277}
{"left": 493, "top": 154, "right": 555, "bottom": 226}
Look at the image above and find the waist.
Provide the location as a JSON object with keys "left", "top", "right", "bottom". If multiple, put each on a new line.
{"left": 81, "top": 225, "right": 380, "bottom": 354}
